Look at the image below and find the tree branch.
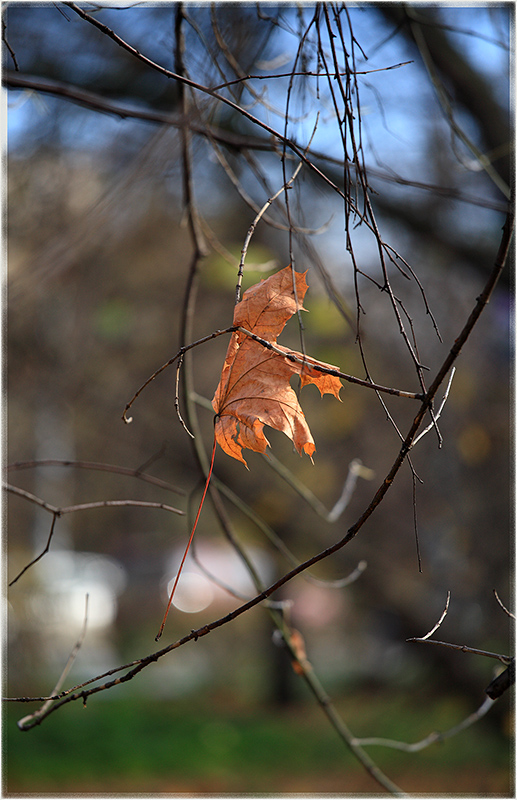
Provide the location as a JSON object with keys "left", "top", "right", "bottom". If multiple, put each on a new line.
{"left": 7, "top": 205, "right": 512, "bottom": 726}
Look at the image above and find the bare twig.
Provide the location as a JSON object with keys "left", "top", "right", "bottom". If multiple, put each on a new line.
{"left": 17, "top": 595, "right": 89, "bottom": 730}
{"left": 235, "top": 162, "right": 303, "bottom": 304}
{"left": 210, "top": 61, "right": 413, "bottom": 91}
{"left": 122, "top": 323, "right": 424, "bottom": 426}
{"left": 414, "top": 591, "right": 451, "bottom": 640}
{"left": 235, "top": 327, "right": 424, "bottom": 399}
{"left": 4, "top": 484, "right": 183, "bottom": 518}
{"left": 174, "top": 354, "right": 195, "bottom": 438}
{"left": 7, "top": 458, "right": 185, "bottom": 495}
{"left": 493, "top": 589, "right": 515, "bottom": 620}
{"left": 326, "top": 460, "right": 376, "bottom": 523}
{"left": 2, "top": 13, "right": 18, "bottom": 70}
{"left": 406, "top": 637, "right": 512, "bottom": 665}
{"left": 5, "top": 483, "right": 184, "bottom": 586}
{"left": 412, "top": 368, "right": 455, "bottom": 447}
{"left": 121, "top": 327, "right": 234, "bottom": 423}
{"left": 353, "top": 696, "right": 496, "bottom": 752}
{"left": 9, "top": 512, "right": 59, "bottom": 586}
{"left": 3, "top": 71, "right": 269, "bottom": 151}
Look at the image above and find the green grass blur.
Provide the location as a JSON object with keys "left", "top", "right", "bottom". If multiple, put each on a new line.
{"left": 5, "top": 690, "right": 512, "bottom": 794}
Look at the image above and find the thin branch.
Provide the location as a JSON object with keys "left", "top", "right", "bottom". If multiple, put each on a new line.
{"left": 418, "top": 591, "right": 451, "bottom": 640}
{"left": 278, "top": 9, "right": 320, "bottom": 368}
{"left": 412, "top": 368, "right": 455, "bottom": 447}
{"left": 327, "top": 460, "right": 376, "bottom": 523}
{"left": 236, "top": 327, "right": 424, "bottom": 399}
{"left": 3, "top": 71, "right": 270, "bottom": 150}
{"left": 235, "top": 162, "right": 303, "bottom": 304}
{"left": 383, "top": 244, "right": 442, "bottom": 343}
{"left": 2, "top": 13, "right": 18, "bottom": 70}
{"left": 121, "top": 327, "right": 235, "bottom": 423}
{"left": 406, "top": 637, "right": 512, "bottom": 665}
{"left": 6, "top": 483, "right": 184, "bottom": 586}
{"left": 122, "top": 323, "right": 424, "bottom": 427}
{"left": 4, "top": 484, "right": 59, "bottom": 514}
{"left": 210, "top": 61, "right": 413, "bottom": 91}
{"left": 353, "top": 696, "right": 495, "bottom": 752}
{"left": 6, "top": 458, "right": 185, "bottom": 495}
{"left": 493, "top": 589, "right": 515, "bottom": 620}
{"left": 174, "top": 354, "right": 195, "bottom": 438}
{"left": 4, "top": 484, "right": 183, "bottom": 518}
{"left": 62, "top": 499, "right": 184, "bottom": 515}
{"left": 9, "top": 512, "right": 59, "bottom": 586}
{"left": 271, "top": 625, "right": 407, "bottom": 797}
{"left": 17, "top": 595, "right": 89, "bottom": 730}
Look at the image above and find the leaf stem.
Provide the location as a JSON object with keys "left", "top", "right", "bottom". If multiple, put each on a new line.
{"left": 155, "top": 433, "right": 217, "bottom": 642}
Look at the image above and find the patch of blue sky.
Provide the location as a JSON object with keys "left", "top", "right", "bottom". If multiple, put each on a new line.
{"left": 440, "top": 5, "right": 510, "bottom": 74}
{"left": 7, "top": 90, "right": 140, "bottom": 156}
{"left": 6, "top": 2, "right": 509, "bottom": 192}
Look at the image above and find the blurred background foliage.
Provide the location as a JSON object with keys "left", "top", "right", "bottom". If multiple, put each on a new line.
{"left": 4, "top": 2, "right": 512, "bottom": 795}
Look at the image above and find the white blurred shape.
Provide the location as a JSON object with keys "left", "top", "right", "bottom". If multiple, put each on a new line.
{"left": 168, "top": 572, "right": 214, "bottom": 614}
{"left": 30, "top": 550, "right": 127, "bottom": 630}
